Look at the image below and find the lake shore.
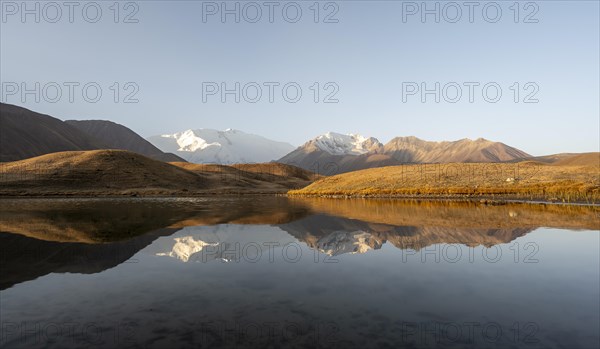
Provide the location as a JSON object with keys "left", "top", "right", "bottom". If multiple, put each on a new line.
{"left": 1, "top": 192, "right": 599, "bottom": 208}
{"left": 285, "top": 193, "right": 600, "bottom": 206}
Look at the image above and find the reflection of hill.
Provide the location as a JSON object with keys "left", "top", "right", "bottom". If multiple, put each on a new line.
{"left": 0, "top": 228, "right": 177, "bottom": 290}
{"left": 313, "top": 230, "right": 383, "bottom": 256}
{"left": 0, "top": 199, "right": 196, "bottom": 243}
{"left": 0, "top": 197, "right": 311, "bottom": 289}
{"left": 288, "top": 197, "right": 600, "bottom": 230}
{"left": 1, "top": 197, "right": 597, "bottom": 288}
{"left": 278, "top": 214, "right": 535, "bottom": 253}
{"left": 0, "top": 197, "right": 311, "bottom": 243}
{"left": 280, "top": 198, "right": 599, "bottom": 254}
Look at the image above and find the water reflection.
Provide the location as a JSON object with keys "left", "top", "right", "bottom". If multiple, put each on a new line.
{"left": 1, "top": 197, "right": 597, "bottom": 287}
{"left": 0, "top": 228, "right": 177, "bottom": 290}
{"left": 0, "top": 198, "right": 598, "bottom": 348}
{"left": 0, "top": 197, "right": 309, "bottom": 243}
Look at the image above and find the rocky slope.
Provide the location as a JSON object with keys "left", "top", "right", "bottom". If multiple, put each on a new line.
{"left": 66, "top": 120, "right": 184, "bottom": 162}
{"left": 279, "top": 132, "right": 532, "bottom": 174}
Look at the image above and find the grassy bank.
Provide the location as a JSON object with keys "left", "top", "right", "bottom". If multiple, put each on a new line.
{"left": 288, "top": 162, "right": 600, "bottom": 204}
{"left": 0, "top": 150, "right": 316, "bottom": 196}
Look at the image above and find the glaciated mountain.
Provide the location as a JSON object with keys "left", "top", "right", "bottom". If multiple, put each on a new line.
{"left": 313, "top": 132, "right": 383, "bottom": 155}
{"left": 147, "top": 129, "right": 295, "bottom": 164}
{"left": 278, "top": 132, "right": 531, "bottom": 174}
{"left": 278, "top": 132, "right": 386, "bottom": 174}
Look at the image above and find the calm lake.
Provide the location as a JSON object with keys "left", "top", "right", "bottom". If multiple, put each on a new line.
{"left": 1, "top": 197, "right": 598, "bottom": 349}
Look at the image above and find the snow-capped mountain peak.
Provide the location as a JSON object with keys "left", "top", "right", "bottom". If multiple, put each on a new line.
{"left": 160, "top": 129, "right": 221, "bottom": 152}
{"left": 313, "top": 132, "right": 382, "bottom": 156}
{"left": 148, "top": 128, "right": 295, "bottom": 164}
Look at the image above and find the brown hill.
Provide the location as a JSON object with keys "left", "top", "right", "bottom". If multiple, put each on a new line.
{"left": 0, "top": 103, "right": 183, "bottom": 163}
{"left": 279, "top": 134, "right": 531, "bottom": 174}
{"left": 509, "top": 152, "right": 599, "bottom": 166}
{"left": 170, "top": 161, "right": 315, "bottom": 190}
{"left": 65, "top": 120, "right": 185, "bottom": 162}
{"left": 384, "top": 136, "right": 531, "bottom": 163}
{"left": 233, "top": 163, "right": 320, "bottom": 189}
{"left": 0, "top": 150, "right": 316, "bottom": 196}
{"left": 509, "top": 153, "right": 578, "bottom": 164}
{"left": 0, "top": 150, "right": 208, "bottom": 195}
{"left": 0, "top": 103, "right": 105, "bottom": 162}
{"left": 552, "top": 152, "right": 599, "bottom": 167}
{"left": 289, "top": 162, "right": 600, "bottom": 203}
{"left": 233, "top": 162, "right": 316, "bottom": 180}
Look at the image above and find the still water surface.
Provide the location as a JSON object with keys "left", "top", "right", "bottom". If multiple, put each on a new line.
{"left": 0, "top": 197, "right": 598, "bottom": 348}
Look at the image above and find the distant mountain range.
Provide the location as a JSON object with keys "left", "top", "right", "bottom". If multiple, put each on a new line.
{"left": 278, "top": 132, "right": 532, "bottom": 173}
{"left": 0, "top": 103, "right": 182, "bottom": 162}
{"left": 2, "top": 103, "right": 594, "bottom": 172}
{"left": 147, "top": 129, "right": 295, "bottom": 164}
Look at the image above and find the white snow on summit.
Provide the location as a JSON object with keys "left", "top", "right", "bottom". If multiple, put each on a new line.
{"left": 147, "top": 128, "right": 295, "bottom": 164}
{"left": 313, "top": 132, "right": 382, "bottom": 156}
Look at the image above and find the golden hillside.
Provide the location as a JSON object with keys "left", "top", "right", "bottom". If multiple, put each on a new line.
{"left": 552, "top": 152, "right": 599, "bottom": 167}
{"left": 170, "top": 161, "right": 317, "bottom": 190}
{"left": 0, "top": 150, "right": 315, "bottom": 196}
{"left": 289, "top": 162, "right": 600, "bottom": 203}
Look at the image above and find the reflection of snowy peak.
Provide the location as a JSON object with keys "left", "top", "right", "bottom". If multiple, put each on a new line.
{"left": 145, "top": 225, "right": 297, "bottom": 263}
{"left": 147, "top": 129, "right": 295, "bottom": 164}
{"left": 316, "top": 231, "right": 383, "bottom": 256}
{"left": 156, "top": 236, "right": 219, "bottom": 262}
{"left": 313, "top": 132, "right": 383, "bottom": 155}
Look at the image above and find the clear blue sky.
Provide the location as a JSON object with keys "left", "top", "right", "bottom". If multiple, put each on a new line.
{"left": 1, "top": 0, "right": 598, "bottom": 155}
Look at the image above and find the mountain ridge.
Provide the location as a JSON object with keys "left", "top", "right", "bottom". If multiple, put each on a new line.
{"left": 0, "top": 103, "right": 184, "bottom": 163}
{"left": 147, "top": 128, "right": 295, "bottom": 164}
{"left": 65, "top": 119, "right": 185, "bottom": 162}
{"left": 4, "top": 103, "right": 592, "bottom": 172}
{"left": 0, "top": 103, "right": 105, "bottom": 162}
{"left": 279, "top": 132, "right": 532, "bottom": 173}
